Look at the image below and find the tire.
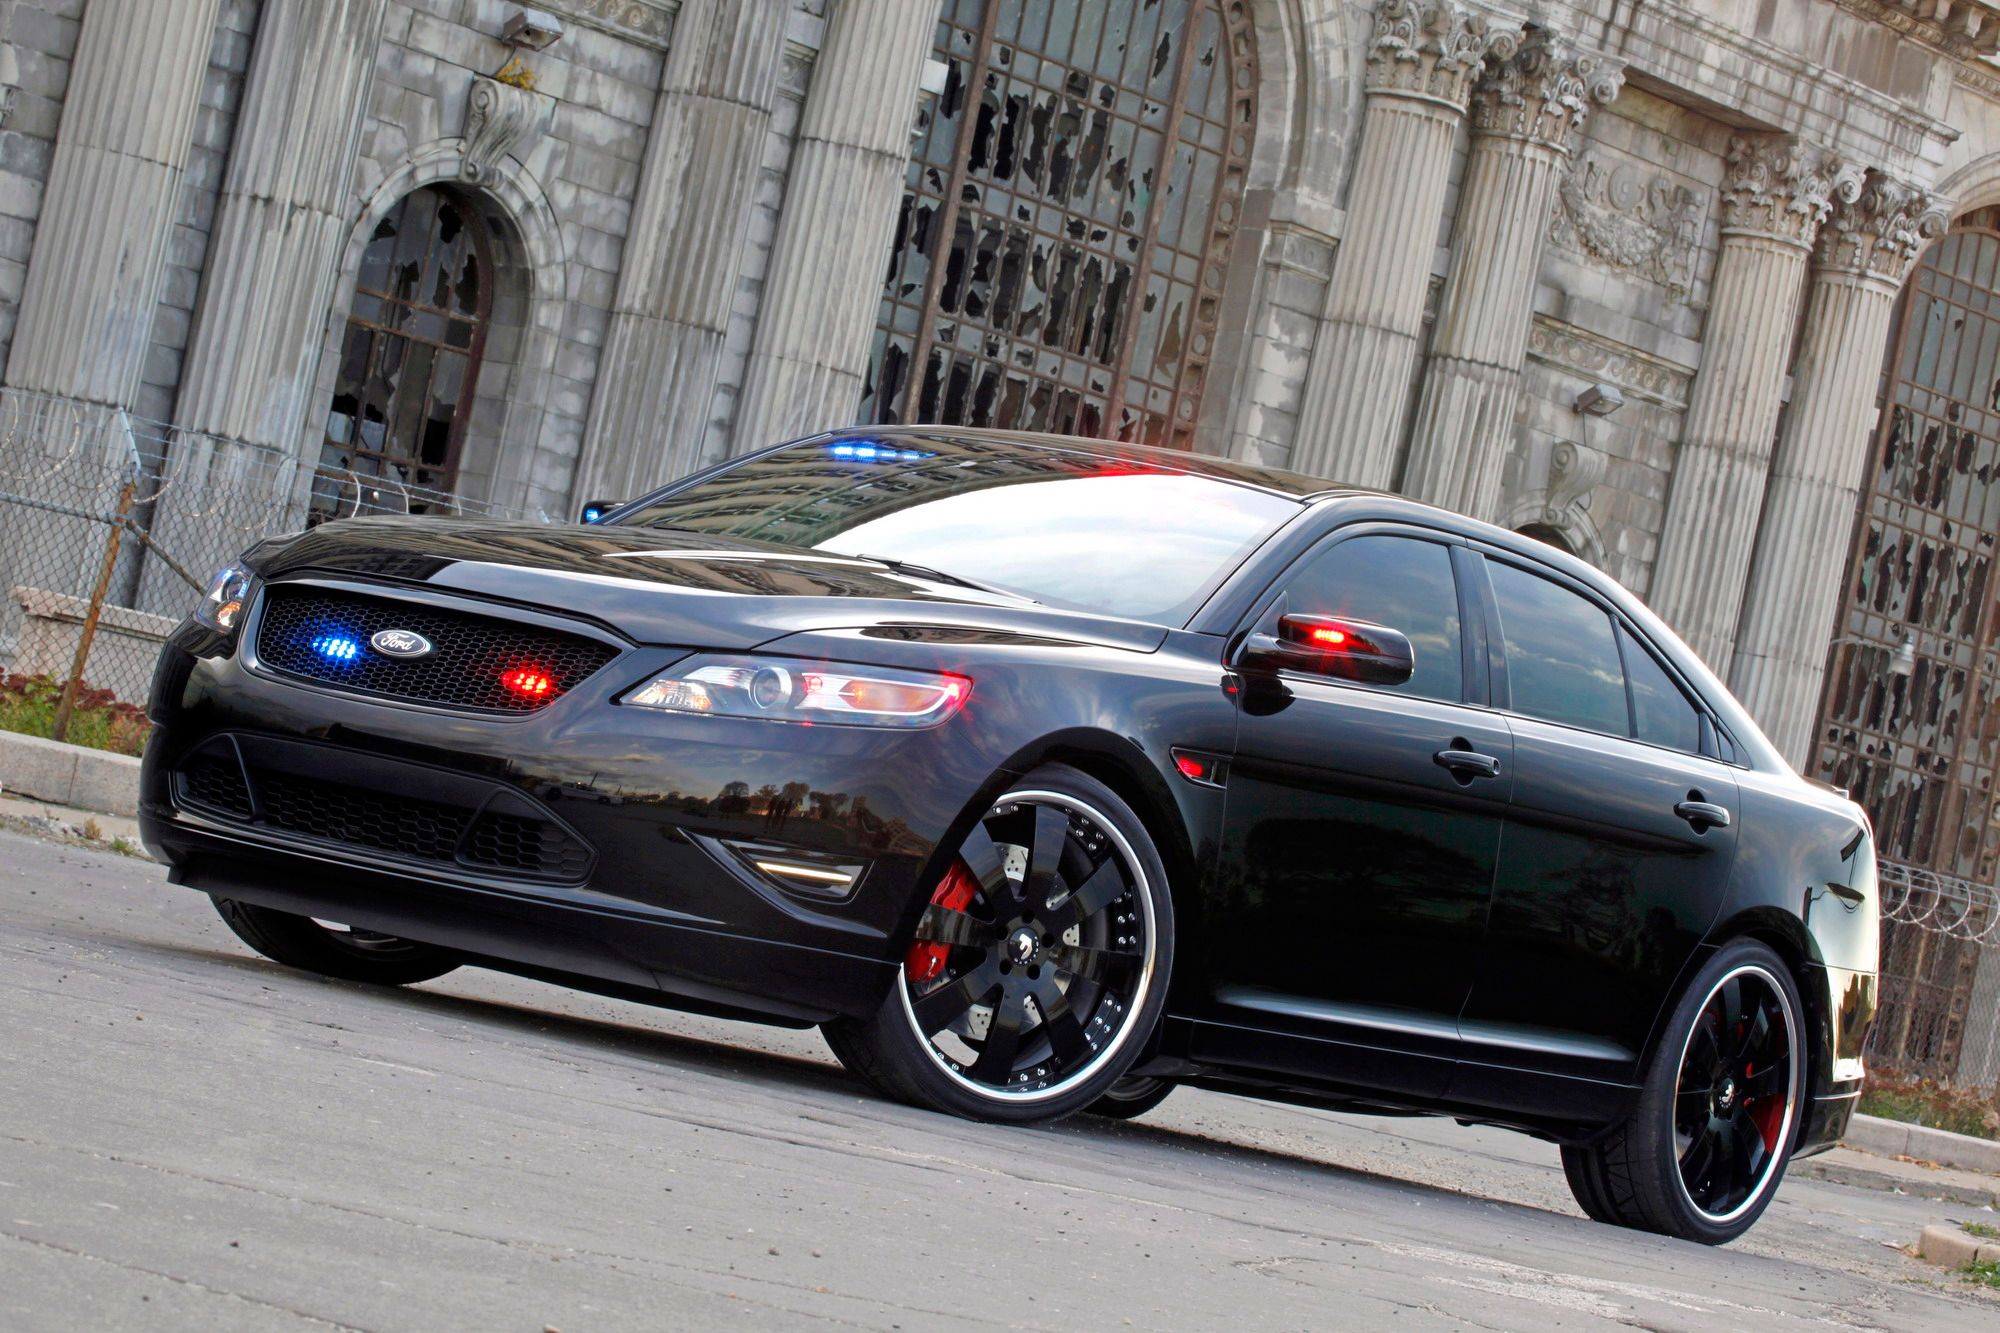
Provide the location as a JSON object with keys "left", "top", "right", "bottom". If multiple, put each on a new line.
{"left": 823, "top": 764, "right": 1175, "bottom": 1125}
{"left": 211, "top": 896, "right": 461, "bottom": 987}
{"left": 1085, "top": 1075, "right": 1176, "bottom": 1120}
{"left": 1560, "top": 939, "right": 1806, "bottom": 1244}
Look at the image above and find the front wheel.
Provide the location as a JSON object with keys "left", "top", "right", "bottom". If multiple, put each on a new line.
{"left": 1085, "top": 1075, "right": 1176, "bottom": 1120}
{"left": 823, "top": 765, "right": 1174, "bottom": 1124}
{"left": 211, "top": 897, "right": 461, "bottom": 987}
{"left": 1561, "top": 939, "right": 1804, "bottom": 1244}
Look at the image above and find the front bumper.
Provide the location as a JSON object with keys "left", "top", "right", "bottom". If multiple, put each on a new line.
{"left": 140, "top": 610, "right": 1005, "bottom": 1024}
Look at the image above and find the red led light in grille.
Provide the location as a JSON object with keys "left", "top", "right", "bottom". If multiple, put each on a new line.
{"left": 501, "top": 667, "right": 554, "bottom": 698}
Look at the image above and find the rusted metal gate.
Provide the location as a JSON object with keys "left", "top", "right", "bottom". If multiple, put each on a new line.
{"left": 862, "top": 0, "right": 1256, "bottom": 448}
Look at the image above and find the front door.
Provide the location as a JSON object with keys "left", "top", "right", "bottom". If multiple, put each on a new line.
{"left": 1456, "top": 554, "right": 1740, "bottom": 1106}
{"left": 1200, "top": 529, "right": 1510, "bottom": 1096}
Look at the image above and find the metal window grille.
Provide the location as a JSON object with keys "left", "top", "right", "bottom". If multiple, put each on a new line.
{"left": 861, "top": 0, "right": 1256, "bottom": 448}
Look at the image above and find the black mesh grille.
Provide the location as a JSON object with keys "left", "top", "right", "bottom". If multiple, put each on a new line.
{"left": 462, "top": 810, "right": 593, "bottom": 879}
{"left": 178, "top": 753, "right": 252, "bottom": 819}
{"left": 257, "top": 769, "right": 472, "bottom": 863}
{"left": 253, "top": 585, "right": 618, "bottom": 712}
{"left": 173, "top": 744, "right": 593, "bottom": 883}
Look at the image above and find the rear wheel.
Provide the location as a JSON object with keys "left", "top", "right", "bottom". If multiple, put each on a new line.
{"left": 823, "top": 765, "right": 1173, "bottom": 1124}
{"left": 211, "top": 897, "right": 460, "bottom": 986}
{"left": 1560, "top": 939, "right": 1803, "bottom": 1244}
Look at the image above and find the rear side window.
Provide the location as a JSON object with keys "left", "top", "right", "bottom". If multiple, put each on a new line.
{"left": 1486, "top": 561, "right": 1627, "bottom": 735}
{"left": 1275, "top": 534, "right": 1463, "bottom": 702}
{"left": 1620, "top": 625, "right": 1702, "bottom": 753}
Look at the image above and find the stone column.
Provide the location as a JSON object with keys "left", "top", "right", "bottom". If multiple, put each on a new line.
{"left": 574, "top": 0, "right": 786, "bottom": 501}
{"left": 173, "top": 0, "right": 389, "bottom": 452}
{"left": 1289, "top": 0, "right": 1516, "bottom": 486}
{"left": 729, "top": 0, "right": 938, "bottom": 453}
{"left": 1730, "top": 175, "right": 1943, "bottom": 767}
{"left": 1646, "top": 135, "right": 1852, "bottom": 672}
{"left": 3, "top": 0, "right": 222, "bottom": 408}
{"left": 1399, "top": 30, "right": 1622, "bottom": 519}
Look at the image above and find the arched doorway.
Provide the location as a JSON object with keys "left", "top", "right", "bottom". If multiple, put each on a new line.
{"left": 1814, "top": 211, "right": 2000, "bottom": 1077}
{"left": 860, "top": 0, "right": 1256, "bottom": 448}
{"left": 313, "top": 185, "right": 493, "bottom": 521}
{"left": 1515, "top": 523, "right": 1576, "bottom": 556}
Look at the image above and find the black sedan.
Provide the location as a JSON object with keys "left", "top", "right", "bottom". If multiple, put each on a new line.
{"left": 140, "top": 427, "right": 1879, "bottom": 1244}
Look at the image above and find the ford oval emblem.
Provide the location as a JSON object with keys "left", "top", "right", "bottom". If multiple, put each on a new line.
{"left": 370, "top": 628, "right": 434, "bottom": 660}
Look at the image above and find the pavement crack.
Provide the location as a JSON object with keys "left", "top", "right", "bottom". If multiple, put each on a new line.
{"left": 0, "top": 1227, "right": 371, "bottom": 1330}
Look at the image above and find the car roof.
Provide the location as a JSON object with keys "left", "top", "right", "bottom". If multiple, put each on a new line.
{"left": 820, "top": 424, "right": 1365, "bottom": 502}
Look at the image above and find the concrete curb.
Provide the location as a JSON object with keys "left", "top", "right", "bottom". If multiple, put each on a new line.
{"left": 0, "top": 730, "right": 141, "bottom": 818}
{"left": 1918, "top": 1223, "right": 2000, "bottom": 1269}
{"left": 1843, "top": 1113, "right": 2000, "bottom": 1176}
{"left": 1798, "top": 1157, "right": 2000, "bottom": 1208}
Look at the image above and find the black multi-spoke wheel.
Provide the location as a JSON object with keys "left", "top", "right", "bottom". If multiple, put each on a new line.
{"left": 211, "top": 897, "right": 460, "bottom": 986}
{"left": 823, "top": 764, "right": 1173, "bottom": 1123}
{"left": 1561, "top": 939, "right": 1803, "bottom": 1244}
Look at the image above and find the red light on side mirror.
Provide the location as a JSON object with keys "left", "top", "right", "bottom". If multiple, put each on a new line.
{"left": 1255, "top": 615, "right": 1417, "bottom": 688}
{"left": 1281, "top": 616, "right": 1378, "bottom": 655}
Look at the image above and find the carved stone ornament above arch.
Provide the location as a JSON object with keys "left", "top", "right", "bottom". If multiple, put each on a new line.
{"left": 462, "top": 76, "right": 556, "bottom": 186}
{"left": 1499, "top": 439, "right": 1608, "bottom": 569}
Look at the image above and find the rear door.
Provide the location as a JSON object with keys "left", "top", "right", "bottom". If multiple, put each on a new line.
{"left": 1200, "top": 527, "right": 1511, "bottom": 1097}
{"left": 1456, "top": 552, "right": 1739, "bottom": 1104}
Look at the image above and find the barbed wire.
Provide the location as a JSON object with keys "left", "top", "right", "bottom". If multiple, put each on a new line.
{"left": 1879, "top": 860, "right": 2000, "bottom": 947}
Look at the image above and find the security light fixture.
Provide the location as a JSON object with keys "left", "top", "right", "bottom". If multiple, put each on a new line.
{"left": 1888, "top": 634, "right": 1916, "bottom": 679}
{"left": 1574, "top": 383, "right": 1625, "bottom": 418}
{"left": 503, "top": 8, "right": 565, "bottom": 50}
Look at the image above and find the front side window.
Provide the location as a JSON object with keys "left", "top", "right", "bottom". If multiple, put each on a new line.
{"left": 1273, "top": 534, "right": 1463, "bottom": 702}
{"left": 1487, "top": 560, "right": 1627, "bottom": 736}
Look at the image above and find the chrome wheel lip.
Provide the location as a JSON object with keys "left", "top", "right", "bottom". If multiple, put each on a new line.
{"left": 898, "top": 787, "right": 1159, "bottom": 1105}
{"left": 1669, "top": 962, "right": 1800, "bottom": 1226}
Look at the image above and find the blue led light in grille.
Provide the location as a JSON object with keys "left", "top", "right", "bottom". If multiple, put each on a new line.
{"left": 310, "top": 633, "right": 360, "bottom": 662}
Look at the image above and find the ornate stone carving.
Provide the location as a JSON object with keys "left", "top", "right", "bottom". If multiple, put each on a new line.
{"left": 558, "top": 0, "right": 673, "bottom": 49}
{"left": 1818, "top": 171, "right": 1951, "bottom": 283}
{"left": 1544, "top": 438, "right": 1607, "bottom": 525}
{"left": 1365, "top": 0, "right": 1517, "bottom": 107}
{"left": 1549, "top": 154, "right": 1709, "bottom": 300}
{"left": 1470, "top": 27, "right": 1624, "bottom": 151}
{"left": 1719, "top": 134, "right": 1860, "bottom": 248}
{"left": 461, "top": 76, "right": 554, "bottom": 184}
{"left": 1527, "top": 316, "right": 1692, "bottom": 409}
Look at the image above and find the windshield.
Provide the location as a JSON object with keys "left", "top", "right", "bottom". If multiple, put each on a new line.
{"left": 613, "top": 437, "right": 1299, "bottom": 623}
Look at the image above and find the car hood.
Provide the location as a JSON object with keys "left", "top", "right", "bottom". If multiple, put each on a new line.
{"left": 249, "top": 516, "right": 1169, "bottom": 652}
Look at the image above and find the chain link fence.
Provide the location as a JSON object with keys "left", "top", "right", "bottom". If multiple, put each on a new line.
{"left": 0, "top": 389, "right": 535, "bottom": 753}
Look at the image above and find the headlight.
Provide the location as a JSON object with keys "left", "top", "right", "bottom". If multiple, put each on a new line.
{"left": 194, "top": 562, "right": 255, "bottom": 634}
{"left": 622, "top": 656, "right": 970, "bottom": 728}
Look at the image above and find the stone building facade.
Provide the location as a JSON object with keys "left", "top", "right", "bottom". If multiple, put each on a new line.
{"left": 8, "top": 1, "right": 2000, "bottom": 1066}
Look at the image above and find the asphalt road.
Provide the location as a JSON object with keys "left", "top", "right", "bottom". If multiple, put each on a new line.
{"left": 2, "top": 828, "right": 1995, "bottom": 1332}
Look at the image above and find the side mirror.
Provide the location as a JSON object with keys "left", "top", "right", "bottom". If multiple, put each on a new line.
{"left": 579, "top": 499, "right": 619, "bottom": 524}
{"left": 1239, "top": 614, "right": 1416, "bottom": 687}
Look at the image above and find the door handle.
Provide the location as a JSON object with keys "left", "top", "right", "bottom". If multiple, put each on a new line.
{"left": 1675, "top": 799, "right": 1732, "bottom": 831}
{"left": 1434, "top": 749, "right": 1501, "bottom": 780}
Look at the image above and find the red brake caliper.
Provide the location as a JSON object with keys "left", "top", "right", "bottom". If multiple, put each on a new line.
{"left": 905, "top": 860, "right": 979, "bottom": 984}
{"left": 1747, "top": 1057, "right": 1786, "bottom": 1153}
